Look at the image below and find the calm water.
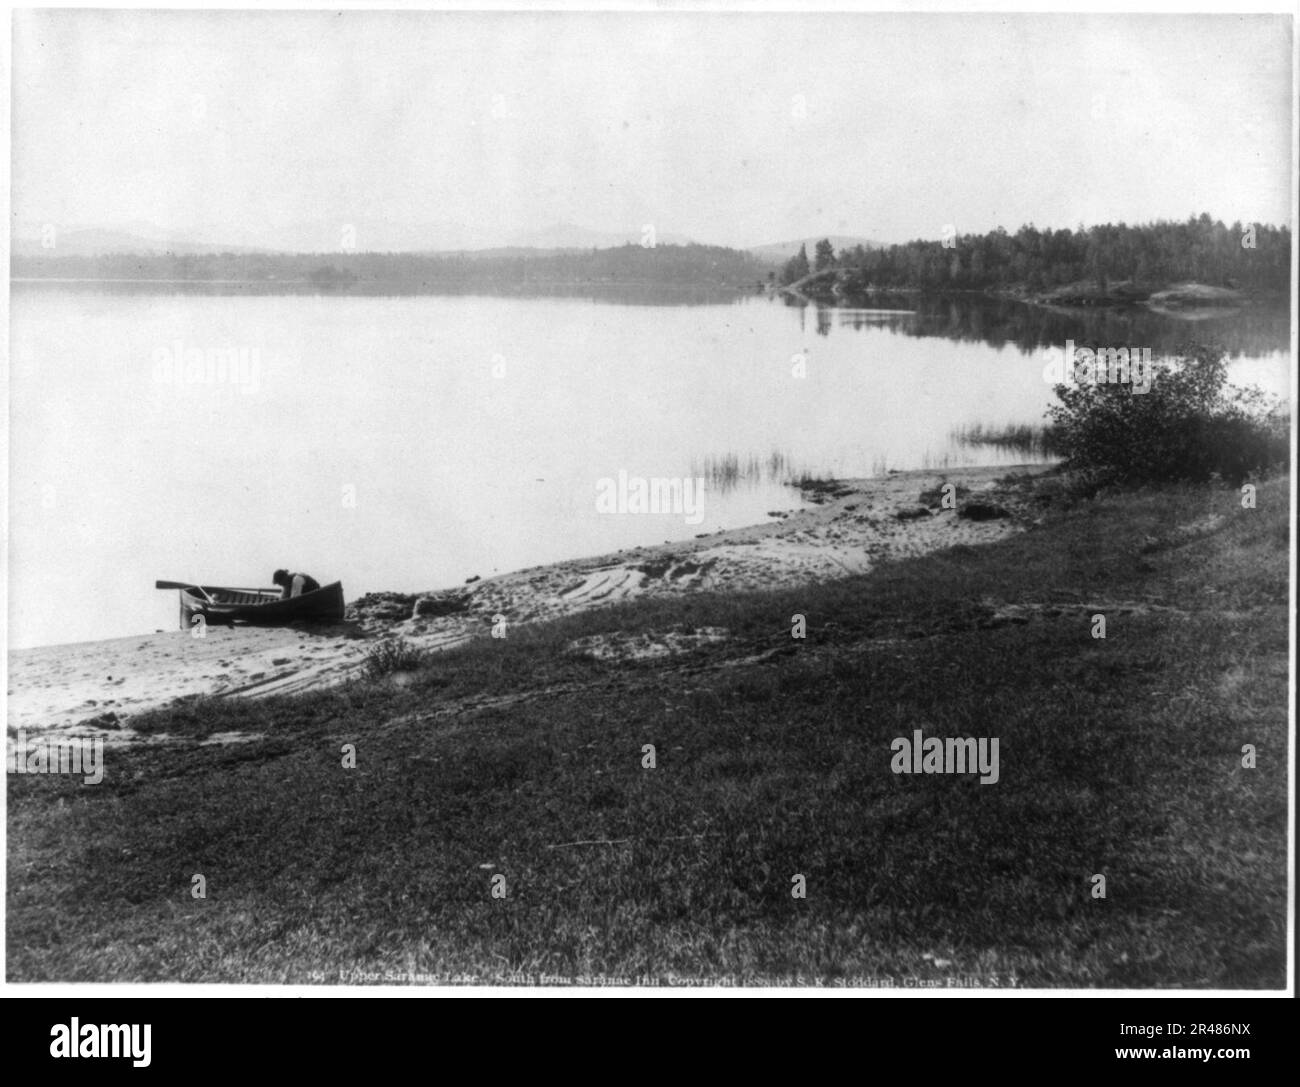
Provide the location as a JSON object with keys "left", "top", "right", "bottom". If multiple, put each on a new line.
{"left": 9, "top": 284, "right": 1291, "bottom": 648}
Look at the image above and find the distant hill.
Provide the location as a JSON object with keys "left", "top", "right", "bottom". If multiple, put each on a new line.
{"left": 750, "top": 236, "right": 882, "bottom": 264}
{"left": 252, "top": 218, "right": 502, "bottom": 254}
{"left": 11, "top": 219, "right": 707, "bottom": 256}
{"left": 505, "top": 221, "right": 697, "bottom": 250}
{"left": 12, "top": 242, "right": 771, "bottom": 290}
{"left": 10, "top": 227, "right": 268, "bottom": 258}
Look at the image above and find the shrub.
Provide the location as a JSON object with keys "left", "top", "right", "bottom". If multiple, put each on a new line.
{"left": 1047, "top": 343, "right": 1289, "bottom": 488}
{"left": 363, "top": 636, "right": 427, "bottom": 679}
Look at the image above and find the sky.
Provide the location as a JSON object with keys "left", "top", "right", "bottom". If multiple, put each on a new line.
{"left": 10, "top": 9, "right": 1296, "bottom": 249}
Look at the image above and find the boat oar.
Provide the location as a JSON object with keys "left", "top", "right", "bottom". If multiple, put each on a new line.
{"left": 155, "top": 579, "right": 216, "bottom": 604}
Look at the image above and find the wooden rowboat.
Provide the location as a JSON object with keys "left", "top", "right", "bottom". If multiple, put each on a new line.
{"left": 160, "top": 581, "right": 346, "bottom": 629}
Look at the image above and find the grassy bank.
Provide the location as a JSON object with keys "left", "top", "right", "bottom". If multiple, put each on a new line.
{"left": 7, "top": 474, "right": 1289, "bottom": 987}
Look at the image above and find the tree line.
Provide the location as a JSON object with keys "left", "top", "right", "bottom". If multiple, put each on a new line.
{"left": 13, "top": 243, "right": 770, "bottom": 289}
{"left": 780, "top": 215, "right": 1290, "bottom": 293}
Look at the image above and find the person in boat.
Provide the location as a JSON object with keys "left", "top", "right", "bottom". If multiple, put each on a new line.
{"left": 272, "top": 569, "right": 322, "bottom": 600}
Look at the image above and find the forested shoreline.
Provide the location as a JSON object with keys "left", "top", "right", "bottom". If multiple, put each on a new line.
{"left": 11, "top": 242, "right": 770, "bottom": 289}
{"left": 14, "top": 215, "right": 1291, "bottom": 306}
{"left": 780, "top": 215, "right": 1291, "bottom": 303}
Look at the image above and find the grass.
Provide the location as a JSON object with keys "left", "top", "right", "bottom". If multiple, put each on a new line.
{"left": 689, "top": 449, "right": 798, "bottom": 493}
{"left": 951, "top": 422, "right": 1061, "bottom": 458}
{"left": 363, "top": 636, "right": 429, "bottom": 680}
{"left": 7, "top": 474, "right": 1289, "bottom": 987}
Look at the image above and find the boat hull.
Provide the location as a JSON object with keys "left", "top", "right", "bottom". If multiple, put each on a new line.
{"left": 179, "top": 582, "right": 345, "bottom": 629}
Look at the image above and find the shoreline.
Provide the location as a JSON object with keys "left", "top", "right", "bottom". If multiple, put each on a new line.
{"left": 6, "top": 464, "right": 1046, "bottom": 741}
{"left": 11, "top": 276, "right": 758, "bottom": 294}
{"left": 773, "top": 273, "right": 1286, "bottom": 314}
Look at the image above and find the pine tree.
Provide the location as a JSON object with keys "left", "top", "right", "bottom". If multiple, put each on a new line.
{"left": 780, "top": 242, "right": 811, "bottom": 285}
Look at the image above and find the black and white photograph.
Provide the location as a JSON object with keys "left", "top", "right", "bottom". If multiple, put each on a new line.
{"left": 4, "top": 0, "right": 1294, "bottom": 1012}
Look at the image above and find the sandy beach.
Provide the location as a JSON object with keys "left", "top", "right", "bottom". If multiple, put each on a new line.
{"left": 6, "top": 465, "right": 1040, "bottom": 743}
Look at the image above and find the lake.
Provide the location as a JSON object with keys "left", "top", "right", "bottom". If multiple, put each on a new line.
{"left": 8, "top": 282, "right": 1291, "bottom": 648}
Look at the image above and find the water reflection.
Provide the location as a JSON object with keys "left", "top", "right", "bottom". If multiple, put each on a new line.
{"left": 783, "top": 291, "right": 1290, "bottom": 359}
{"left": 12, "top": 278, "right": 748, "bottom": 307}
{"left": 17, "top": 278, "right": 1290, "bottom": 357}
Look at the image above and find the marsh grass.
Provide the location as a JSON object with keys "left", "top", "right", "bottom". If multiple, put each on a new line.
{"left": 950, "top": 422, "right": 1062, "bottom": 458}
{"left": 690, "top": 449, "right": 802, "bottom": 493}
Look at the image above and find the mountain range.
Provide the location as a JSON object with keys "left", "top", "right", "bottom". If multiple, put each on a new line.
{"left": 10, "top": 220, "right": 880, "bottom": 260}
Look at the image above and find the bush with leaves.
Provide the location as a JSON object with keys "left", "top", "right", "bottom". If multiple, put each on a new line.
{"left": 363, "top": 636, "right": 428, "bottom": 680}
{"left": 1047, "top": 343, "right": 1288, "bottom": 488}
